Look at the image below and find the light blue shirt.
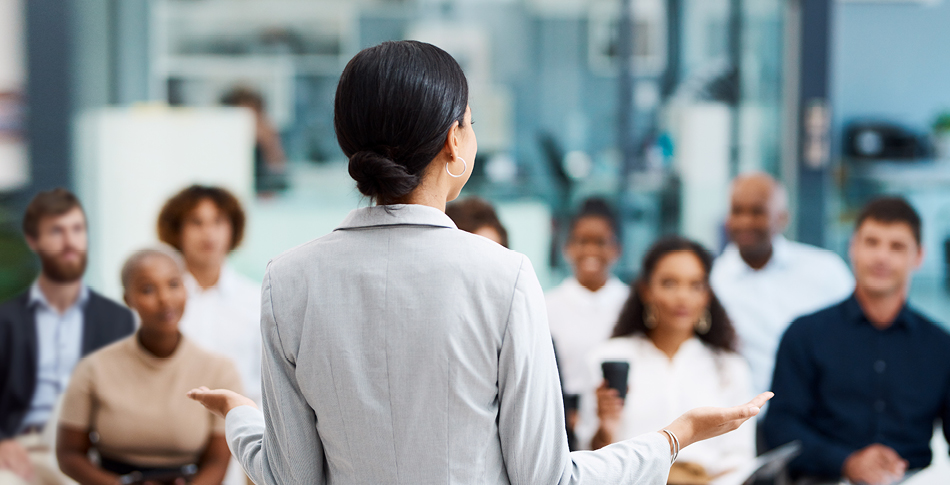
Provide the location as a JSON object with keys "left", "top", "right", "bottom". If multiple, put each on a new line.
{"left": 19, "top": 281, "right": 89, "bottom": 431}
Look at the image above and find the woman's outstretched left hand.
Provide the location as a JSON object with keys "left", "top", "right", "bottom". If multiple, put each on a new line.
{"left": 187, "top": 386, "right": 258, "bottom": 419}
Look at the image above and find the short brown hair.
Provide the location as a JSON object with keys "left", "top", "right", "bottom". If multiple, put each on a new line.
{"left": 157, "top": 185, "right": 246, "bottom": 251}
{"left": 855, "top": 196, "right": 921, "bottom": 246}
{"left": 22, "top": 188, "right": 85, "bottom": 239}
{"left": 445, "top": 197, "right": 509, "bottom": 248}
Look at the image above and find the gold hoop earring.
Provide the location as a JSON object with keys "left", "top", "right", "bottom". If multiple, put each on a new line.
{"left": 695, "top": 310, "right": 711, "bottom": 335}
{"left": 644, "top": 305, "right": 657, "bottom": 329}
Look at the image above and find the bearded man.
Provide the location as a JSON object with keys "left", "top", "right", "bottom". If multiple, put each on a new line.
{"left": 0, "top": 188, "right": 134, "bottom": 485}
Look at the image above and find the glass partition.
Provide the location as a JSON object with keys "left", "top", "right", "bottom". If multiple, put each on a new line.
{"left": 147, "top": 0, "right": 790, "bottom": 287}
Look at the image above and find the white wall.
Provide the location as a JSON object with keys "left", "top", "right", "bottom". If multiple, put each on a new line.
{"left": 74, "top": 106, "right": 255, "bottom": 299}
{"left": 670, "top": 102, "right": 732, "bottom": 250}
{"left": 0, "top": 0, "right": 28, "bottom": 191}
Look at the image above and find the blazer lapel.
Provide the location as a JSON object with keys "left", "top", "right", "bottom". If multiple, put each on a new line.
{"left": 20, "top": 293, "right": 40, "bottom": 404}
{"left": 80, "top": 294, "right": 97, "bottom": 356}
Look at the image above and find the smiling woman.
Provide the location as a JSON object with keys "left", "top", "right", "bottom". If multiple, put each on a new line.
{"left": 55, "top": 247, "right": 242, "bottom": 485}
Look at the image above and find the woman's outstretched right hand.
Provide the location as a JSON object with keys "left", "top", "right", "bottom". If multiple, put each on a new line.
{"left": 662, "top": 392, "right": 773, "bottom": 450}
{"left": 187, "top": 387, "right": 258, "bottom": 419}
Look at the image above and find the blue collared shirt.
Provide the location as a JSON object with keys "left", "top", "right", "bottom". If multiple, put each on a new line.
{"left": 19, "top": 281, "right": 89, "bottom": 431}
{"left": 764, "top": 294, "right": 950, "bottom": 478}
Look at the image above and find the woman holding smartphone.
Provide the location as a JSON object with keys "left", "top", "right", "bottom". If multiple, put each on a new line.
{"left": 57, "top": 248, "right": 241, "bottom": 485}
{"left": 580, "top": 237, "right": 755, "bottom": 482}
{"left": 188, "top": 40, "right": 770, "bottom": 484}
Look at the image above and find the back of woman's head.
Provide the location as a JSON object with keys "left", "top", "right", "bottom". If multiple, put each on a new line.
{"left": 335, "top": 41, "right": 469, "bottom": 204}
{"left": 612, "top": 236, "right": 737, "bottom": 352}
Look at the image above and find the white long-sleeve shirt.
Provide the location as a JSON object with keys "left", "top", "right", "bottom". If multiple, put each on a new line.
{"left": 223, "top": 205, "right": 673, "bottom": 484}
{"left": 546, "top": 277, "right": 629, "bottom": 395}
{"left": 179, "top": 265, "right": 262, "bottom": 405}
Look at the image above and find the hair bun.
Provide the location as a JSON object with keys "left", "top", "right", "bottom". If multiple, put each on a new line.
{"left": 348, "top": 150, "right": 420, "bottom": 202}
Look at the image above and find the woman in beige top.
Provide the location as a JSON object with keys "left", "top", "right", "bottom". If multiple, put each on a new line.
{"left": 57, "top": 248, "right": 242, "bottom": 485}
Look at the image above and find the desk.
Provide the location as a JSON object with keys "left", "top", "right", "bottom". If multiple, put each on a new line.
{"left": 709, "top": 429, "right": 949, "bottom": 485}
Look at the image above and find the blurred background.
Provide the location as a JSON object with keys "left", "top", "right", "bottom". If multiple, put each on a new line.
{"left": 2, "top": 0, "right": 950, "bottom": 318}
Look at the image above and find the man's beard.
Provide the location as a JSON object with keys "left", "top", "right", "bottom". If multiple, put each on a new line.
{"left": 39, "top": 250, "right": 88, "bottom": 283}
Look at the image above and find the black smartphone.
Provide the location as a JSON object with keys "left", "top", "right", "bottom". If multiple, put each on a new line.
{"left": 601, "top": 361, "right": 631, "bottom": 400}
{"left": 563, "top": 393, "right": 580, "bottom": 414}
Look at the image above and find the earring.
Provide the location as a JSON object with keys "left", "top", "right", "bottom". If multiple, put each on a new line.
{"left": 695, "top": 310, "right": 711, "bottom": 335}
{"left": 644, "top": 305, "right": 657, "bottom": 329}
{"left": 446, "top": 157, "right": 467, "bottom": 178}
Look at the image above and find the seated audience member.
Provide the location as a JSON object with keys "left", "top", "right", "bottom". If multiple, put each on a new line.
{"left": 158, "top": 186, "right": 259, "bottom": 485}
{"left": 0, "top": 189, "right": 134, "bottom": 485}
{"left": 711, "top": 173, "right": 853, "bottom": 394}
{"left": 157, "top": 186, "right": 262, "bottom": 406}
{"left": 547, "top": 198, "right": 627, "bottom": 397}
{"left": 220, "top": 87, "right": 287, "bottom": 195}
{"left": 765, "top": 197, "right": 950, "bottom": 484}
{"left": 57, "top": 247, "right": 242, "bottom": 485}
{"left": 445, "top": 196, "right": 509, "bottom": 247}
{"left": 578, "top": 237, "right": 755, "bottom": 481}
{"left": 547, "top": 198, "right": 628, "bottom": 449}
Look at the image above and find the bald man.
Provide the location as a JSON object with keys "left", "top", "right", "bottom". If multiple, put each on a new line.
{"left": 710, "top": 173, "right": 854, "bottom": 394}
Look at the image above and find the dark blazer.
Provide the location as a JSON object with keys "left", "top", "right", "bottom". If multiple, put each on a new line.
{"left": 0, "top": 288, "right": 134, "bottom": 439}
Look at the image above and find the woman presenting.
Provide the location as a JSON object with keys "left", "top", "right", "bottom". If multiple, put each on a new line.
{"left": 188, "top": 40, "right": 771, "bottom": 484}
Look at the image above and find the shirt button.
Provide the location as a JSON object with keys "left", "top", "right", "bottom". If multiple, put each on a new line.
{"left": 875, "top": 400, "right": 886, "bottom": 413}
{"left": 875, "top": 360, "right": 886, "bottom": 373}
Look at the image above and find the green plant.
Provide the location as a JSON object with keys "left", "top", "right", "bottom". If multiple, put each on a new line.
{"left": 0, "top": 204, "right": 37, "bottom": 301}
{"left": 934, "top": 112, "right": 950, "bottom": 135}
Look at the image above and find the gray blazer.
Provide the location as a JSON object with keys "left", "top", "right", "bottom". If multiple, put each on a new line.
{"left": 226, "top": 204, "right": 671, "bottom": 484}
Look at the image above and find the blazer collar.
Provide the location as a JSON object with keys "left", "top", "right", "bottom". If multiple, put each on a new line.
{"left": 28, "top": 280, "right": 90, "bottom": 312}
{"left": 335, "top": 204, "right": 458, "bottom": 231}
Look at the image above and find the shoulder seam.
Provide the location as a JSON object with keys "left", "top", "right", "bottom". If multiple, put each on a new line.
{"left": 264, "top": 267, "right": 292, "bottom": 365}
{"left": 500, "top": 255, "right": 528, "bottom": 347}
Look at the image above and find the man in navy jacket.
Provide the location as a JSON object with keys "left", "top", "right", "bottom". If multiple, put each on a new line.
{"left": 0, "top": 189, "right": 133, "bottom": 484}
{"left": 765, "top": 197, "right": 950, "bottom": 485}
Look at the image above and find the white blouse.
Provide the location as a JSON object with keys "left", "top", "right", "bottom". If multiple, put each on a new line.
{"left": 576, "top": 335, "right": 756, "bottom": 475}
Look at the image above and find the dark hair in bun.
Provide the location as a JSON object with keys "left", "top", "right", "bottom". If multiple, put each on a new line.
{"left": 335, "top": 41, "right": 469, "bottom": 204}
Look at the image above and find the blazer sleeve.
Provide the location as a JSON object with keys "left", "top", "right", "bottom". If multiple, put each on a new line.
{"left": 497, "top": 256, "right": 671, "bottom": 485}
{"left": 225, "top": 267, "right": 325, "bottom": 484}
{"left": 0, "top": 310, "right": 13, "bottom": 440}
